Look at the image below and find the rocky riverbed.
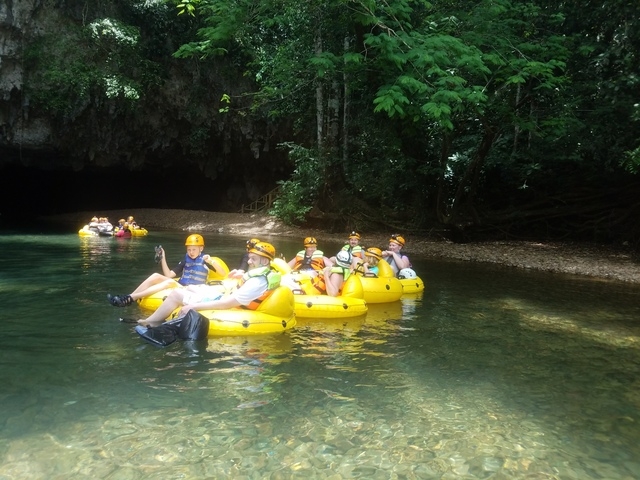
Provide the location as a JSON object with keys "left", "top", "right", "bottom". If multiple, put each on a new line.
{"left": 46, "top": 208, "right": 640, "bottom": 284}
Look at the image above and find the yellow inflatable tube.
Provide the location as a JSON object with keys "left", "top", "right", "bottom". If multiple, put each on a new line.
{"left": 111, "top": 227, "right": 149, "bottom": 237}
{"left": 356, "top": 259, "right": 404, "bottom": 303}
{"left": 293, "top": 294, "right": 368, "bottom": 319}
{"left": 373, "top": 257, "right": 425, "bottom": 294}
{"left": 287, "top": 272, "right": 368, "bottom": 319}
{"left": 130, "top": 227, "right": 148, "bottom": 237}
{"left": 400, "top": 277, "right": 425, "bottom": 294}
{"left": 78, "top": 226, "right": 99, "bottom": 237}
{"left": 137, "top": 257, "right": 230, "bottom": 311}
{"left": 191, "top": 286, "right": 296, "bottom": 336}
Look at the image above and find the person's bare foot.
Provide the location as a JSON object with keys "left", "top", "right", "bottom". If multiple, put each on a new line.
{"left": 137, "top": 319, "right": 163, "bottom": 327}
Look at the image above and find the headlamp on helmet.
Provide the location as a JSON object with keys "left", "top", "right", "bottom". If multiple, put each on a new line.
{"left": 389, "top": 234, "right": 405, "bottom": 246}
{"left": 303, "top": 237, "right": 317, "bottom": 247}
{"left": 250, "top": 241, "right": 275, "bottom": 260}
{"left": 246, "top": 238, "right": 261, "bottom": 250}
{"left": 348, "top": 231, "right": 361, "bottom": 240}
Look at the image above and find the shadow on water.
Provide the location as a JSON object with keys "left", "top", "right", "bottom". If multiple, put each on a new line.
{"left": 0, "top": 228, "right": 639, "bottom": 478}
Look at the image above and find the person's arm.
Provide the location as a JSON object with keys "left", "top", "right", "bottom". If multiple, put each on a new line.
{"left": 180, "top": 276, "right": 264, "bottom": 313}
{"left": 362, "top": 262, "right": 372, "bottom": 275}
{"left": 394, "top": 254, "right": 411, "bottom": 270}
{"left": 384, "top": 251, "right": 411, "bottom": 270}
{"left": 237, "top": 253, "right": 250, "bottom": 272}
{"left": 159, "top": 248, "right": 177, "bottom": 278}
{"left": 202, "top": 255, "right": 225, "bottom": 275}
{"left": 227, "top": 269, "right": 245, "bottom": 279}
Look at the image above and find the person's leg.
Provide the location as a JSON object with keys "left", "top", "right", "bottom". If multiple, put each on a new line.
{"left": 130, "top": 278, "right": 179, "bottom": 301}
{"left": 130, "top": 273, "right": 172, "bottom": 296}
{"left": 108, "top": 274, "right": 177, "bottom": 307}
{"left": 138, "top": 289, "right": 186, "bottom": 327}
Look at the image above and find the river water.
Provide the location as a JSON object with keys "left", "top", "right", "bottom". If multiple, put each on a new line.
{"left": 0, "top": 228, "right": 639, "bottom": 479}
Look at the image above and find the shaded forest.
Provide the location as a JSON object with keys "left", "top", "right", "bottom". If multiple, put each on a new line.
{"left": 1, "top": 0, "right": 639, "bottom": 244}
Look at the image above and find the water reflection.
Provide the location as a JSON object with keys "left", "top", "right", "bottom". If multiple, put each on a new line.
{"left": 0, "top": 231, "right": 639, "bottom": 478}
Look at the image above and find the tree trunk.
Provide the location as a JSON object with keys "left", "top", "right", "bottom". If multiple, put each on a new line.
{"left": 342, "top": 36, "right": 350, "bottom": 165}
{"left": 315, "top": 28, "right": 324, "bottom": 153}
{"left": 328, "top": 79, "right": 340, "bottom": 151}
{"left": 448, "top": 125, "right": 500, "bottom": 225}
{"left": 435, "top": 133, "right": 452, "bottom": 223}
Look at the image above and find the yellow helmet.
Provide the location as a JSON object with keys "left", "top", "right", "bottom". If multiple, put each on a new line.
{"left": 185, "top": 234, "right": 205, "bottom": 246}
{"left": 304, "top": 236, "right": 317, "bottom": 247}
{"left": 389, "top": 234, "right": 405, "bottom": 246}
{"left": 365, "top": 247, "right": 382, "bottom": 260}
{"left": 250, "top": 241, "right": 275, "bottom": 260}
{"left": 348, "top": 231, "right": 361, "bottom": 240}
{"left": 246, "top": 238, "right": 261, "bottom": 250}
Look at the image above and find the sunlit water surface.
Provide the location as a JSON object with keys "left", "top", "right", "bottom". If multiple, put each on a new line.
{"left": 1, "top": 228, "right": 639, "bottom": 479}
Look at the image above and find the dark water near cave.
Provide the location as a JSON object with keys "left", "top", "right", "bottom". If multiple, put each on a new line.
{"left": 1, "top": 226, "right": 640, "bottom": 479}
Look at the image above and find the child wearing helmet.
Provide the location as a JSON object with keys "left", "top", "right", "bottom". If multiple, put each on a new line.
{"left": 137, "top": 242, "right": 281, "bottom": 327}
{"left": 107, "top": 234, "right": 224, "bottom": 307}
{"left": 287, "top": 237, "right": 331, "bottom": 274}
{"left": 354, "top": 247, "right": 382, "bottom": 277}
{"left": 382, "top": 234, "right": 411, "bottom": 276}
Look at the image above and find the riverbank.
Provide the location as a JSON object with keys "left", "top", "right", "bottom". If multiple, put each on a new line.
{"left": 45, "top": 209, "right": 640, "bottom": 284}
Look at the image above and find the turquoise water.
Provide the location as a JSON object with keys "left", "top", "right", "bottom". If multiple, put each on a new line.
{"left": 1, "top": 229, "right": 639, "bottom": 479}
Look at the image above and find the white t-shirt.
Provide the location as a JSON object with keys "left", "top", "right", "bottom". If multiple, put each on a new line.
{"left": 182, "top": 276, "right": 268, "bottom": 307}
{"left": 232, "top": 276, "right": 268, "bottom": 306}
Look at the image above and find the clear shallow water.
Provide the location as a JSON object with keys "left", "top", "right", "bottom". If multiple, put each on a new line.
{"left": 1, "top": 229, "right": 639, "bottom": 479}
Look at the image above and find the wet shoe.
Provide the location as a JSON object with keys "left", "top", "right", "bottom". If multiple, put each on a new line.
{"left": 107, "top": 294, "right": 133, "bottom": 307}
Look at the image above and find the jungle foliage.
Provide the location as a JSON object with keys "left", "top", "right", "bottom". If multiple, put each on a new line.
{"left": 18, "top": 0, "right": 640, "bottom": 242}
{"left": 168, "top": 0, "right": 640, "bottom": 242}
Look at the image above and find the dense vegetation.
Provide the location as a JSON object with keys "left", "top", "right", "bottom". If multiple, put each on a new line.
{"left": 14, "top": 0, "right": 640, "bottom": 243}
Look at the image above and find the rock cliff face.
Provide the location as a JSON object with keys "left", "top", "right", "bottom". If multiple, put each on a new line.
{"left": 0, "top": 2, "right": 292, "bottom": 211}
{"left": 0, "top": 0, "right": 55, "bottom": 151}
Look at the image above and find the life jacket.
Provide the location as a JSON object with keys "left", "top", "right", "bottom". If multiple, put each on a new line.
{"left": 178, "top": 253, "right": 210, "bottom": 286}
{"left": 239, "top": 266, "right": 282, "bottom": 310}
{"left": 311, "top": 266, "right": 351, "bottom": 295}
{"left": 293, "top": 250, "right": 325, "bottom": 271}
{"left": 341, "top": 244, "right": 363, "bottom": 259}
{"left": 353, "top": 262, "right": 378, "bottom": 277}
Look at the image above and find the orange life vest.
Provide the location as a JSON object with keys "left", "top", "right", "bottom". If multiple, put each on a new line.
{"left": 311, "top": 266, "right": 350, "bottom": 295}
{"left": 293, "top": 250, "right": 326, "bottom": 271}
